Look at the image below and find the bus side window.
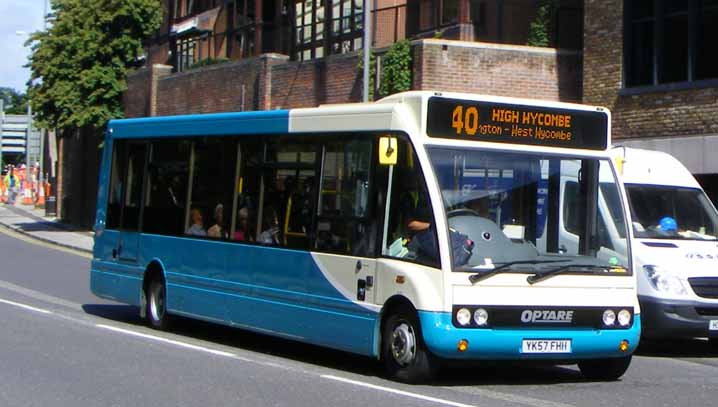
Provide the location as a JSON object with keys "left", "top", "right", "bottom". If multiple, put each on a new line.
{"left": 186, "top": 138, "right": 238, "bottom": 239}
{"left": 382, "top": 139, "right": 440, "bottom": 268}
{"left": 142, "top": 140, "right": 191, "bottom": 236}
{"left": 315, "top": 139, "right": 374, "bottom": 256}
{"left": 259, "top": 140, "right": 318, "bottom": 249}
{"left": 106, "top": 141, "right": 125, "bottom": 230}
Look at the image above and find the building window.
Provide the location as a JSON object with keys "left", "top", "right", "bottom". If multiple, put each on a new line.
{"left": 177, "top": 37, "right": 198, "bottom": 72}
{"left": 625, "top": 0, "right": 718, "bottom": 88}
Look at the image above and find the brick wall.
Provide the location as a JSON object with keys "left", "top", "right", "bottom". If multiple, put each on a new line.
{"left": 269, "top": 52, "right": 362, "bottom": 109}
{"left": 155, "top": 56, "right": 269, "bottom": 116}
{"left": 413, "top": 39, "right": 582, "bottom": 102}
{"left": 583, "top": 0, "right": 718, "bottom": 139}
{"left": 124, "top": 68, "right": 152, "bottom": 118}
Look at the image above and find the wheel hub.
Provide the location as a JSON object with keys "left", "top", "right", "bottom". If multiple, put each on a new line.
{"left": 391, "top": 322, "right": 416, "bottom": 367}
{"left": 150, "top": 284, "right": 165, "bottom": 321}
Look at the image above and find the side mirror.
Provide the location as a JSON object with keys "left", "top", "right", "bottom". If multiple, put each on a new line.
{"left": 378, "top": 137, "right": 398, "bottom": 165}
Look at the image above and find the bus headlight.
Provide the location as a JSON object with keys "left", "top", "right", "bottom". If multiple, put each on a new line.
{"left": 456, "top": 308, "right": 471, "bottom": 326}
{"left": 473, "top": 308, "right": 489, "bottom": 326}
{"left": 644, "top": 265, "right": 687, "bottom": 295}
{"left": 617, "top": 309, "right": 632, "bottom": 327}
{"left": 602, "top": 309, "right": 616, "bottom": 326}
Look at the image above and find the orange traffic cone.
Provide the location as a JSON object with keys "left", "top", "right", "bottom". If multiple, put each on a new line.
{"left": 22, "top": 181, "right": 33, "bottom": 205}
{"left": 35, "top": 181, "right": 46, "bottom": 208}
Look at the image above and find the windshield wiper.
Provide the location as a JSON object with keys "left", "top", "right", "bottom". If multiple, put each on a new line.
{"left": 466, "top": 260, "right": 571, "bottom": 284}
{"left": 526, "top": 264, "right": 625, "bottom": 285}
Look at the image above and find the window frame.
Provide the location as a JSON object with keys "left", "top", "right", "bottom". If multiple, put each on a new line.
{"left": 622, "top": 0, "right": 718, "bottom": 92}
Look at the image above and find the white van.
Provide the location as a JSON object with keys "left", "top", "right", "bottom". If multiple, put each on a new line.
{"left": 613, "top": 147, "right": 718, "bottom": 343}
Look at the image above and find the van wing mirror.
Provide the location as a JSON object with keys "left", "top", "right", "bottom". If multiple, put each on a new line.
{"left": 379, "top": 137, "right": 398, "bottom": 165}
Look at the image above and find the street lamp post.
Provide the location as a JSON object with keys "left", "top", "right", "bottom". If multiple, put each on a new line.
{"left": 362, "top": 0, "right": 372, "bottom": 103}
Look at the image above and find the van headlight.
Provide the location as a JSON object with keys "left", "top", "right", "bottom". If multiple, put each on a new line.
{"left": 644, "top": 265, "right": 687, "bottom": 295}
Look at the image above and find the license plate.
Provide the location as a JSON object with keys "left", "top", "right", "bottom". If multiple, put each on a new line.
{"left": 710, "top": 320, "right": 718, "bottom": 331}
{"left": 522, "top": 339, "right": 572, "bottom": 354}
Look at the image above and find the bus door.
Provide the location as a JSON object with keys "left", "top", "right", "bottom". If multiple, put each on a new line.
{"left": 312, "top": 139, "right": 378, "bottom": 306}
{"left": 115, "top": 142, "right": 147, "bottom": 264}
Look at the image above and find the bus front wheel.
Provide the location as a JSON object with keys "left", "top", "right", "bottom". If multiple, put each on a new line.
{"left": 578, "top": 355, "right": 632, "bottom": 381}
{"left": 146, "top": 278, "right": 171, "bottom": 330}
{"left": 382, "top": 308, "right": 435, "bottom": 384}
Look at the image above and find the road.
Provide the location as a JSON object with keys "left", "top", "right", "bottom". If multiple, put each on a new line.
{"left": 1, "top": 227, "right": 718, "bottom": 407}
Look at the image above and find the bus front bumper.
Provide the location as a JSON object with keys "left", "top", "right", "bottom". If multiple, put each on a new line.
{"left": 418, "top": 311, "right": 641, "bottom": 360}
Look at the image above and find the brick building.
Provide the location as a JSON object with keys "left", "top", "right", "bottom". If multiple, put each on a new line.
{"left": 125, "top": 0, "right": 583, "bottom": 115}
{"left": 103, "top": 0, "right": 716, "bottom": 230}
{"left": 583, "top": 0, "right": 718, "bottom": 201}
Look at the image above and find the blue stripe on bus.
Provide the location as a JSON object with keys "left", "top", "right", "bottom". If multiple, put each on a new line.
{"left": 418, "top": 311, "right": 641, "bottom": 360}
{"left": 91, "top": 232, "right": 380, "bottom": 357}
{"left": 108, "top": 110, "right": 291, "bottom": 139}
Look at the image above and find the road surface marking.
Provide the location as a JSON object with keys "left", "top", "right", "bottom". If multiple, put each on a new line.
{"left": 0, "top": 297, "right": 53, "bottom": 314}
{"left": 321, "top": 375, "right": 479, "bottom": 407}
{"left": 0, "top": 279, "right": 83, "bottom": 311}
{"left": 96, "top": 324, "right": 238, "bottom": 358}
{"left": 447, "top": 386, "right": 576, "bottom": 407}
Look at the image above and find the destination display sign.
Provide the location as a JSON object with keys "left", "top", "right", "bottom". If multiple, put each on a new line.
{"left": 426, "top": 97, "right": 609, "bottom": 150}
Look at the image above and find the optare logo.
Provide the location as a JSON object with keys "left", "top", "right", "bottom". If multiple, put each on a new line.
{"left": 520, "top": 310, "right": 574, "bottom": 323}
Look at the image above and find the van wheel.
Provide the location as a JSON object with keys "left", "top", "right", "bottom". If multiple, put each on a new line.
{"left": 578, "top": 356, "right": 632, "bottom": 381}
{"left": 382, "top": 308, "right": 436, "bottom": 384}
{"left": 146, "top": 278, "right": 171, "bottom": 330}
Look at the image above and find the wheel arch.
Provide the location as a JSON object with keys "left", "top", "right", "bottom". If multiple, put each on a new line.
{"left": 140, "top": 258, "right": 167, "bottom": 318}
{"left": 374, "top": 295, "right": 419, "bottom": 359}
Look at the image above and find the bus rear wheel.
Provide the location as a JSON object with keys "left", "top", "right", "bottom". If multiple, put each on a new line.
{"left": 145, "top": 278, "right": 171, "bottom": 330}
{"left": 578, "top": 355, "right": 632, "bottom": 381}
{"left": 382, "top": 308, "right": 435, "bottom": 384}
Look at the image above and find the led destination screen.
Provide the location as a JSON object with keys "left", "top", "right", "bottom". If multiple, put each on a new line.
{"left": 426, "top": 97, "right": 609, "bottom": 150}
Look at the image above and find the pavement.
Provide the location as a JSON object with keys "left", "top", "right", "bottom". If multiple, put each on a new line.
{"left": 0, "top": 202, "right": 93, "bottom": 253}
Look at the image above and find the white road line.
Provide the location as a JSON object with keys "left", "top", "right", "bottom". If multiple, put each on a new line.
{"left": 448, "top": 386, "right": 576, "bottom": 407}
{"left": 321, "top": 375, "right": 479, "bottom": 407}
{"left": 96, "top": 324, "right": 238, "bottom": 358}
{"left": 0, "top": 297, "right": 53, "bottom": 314}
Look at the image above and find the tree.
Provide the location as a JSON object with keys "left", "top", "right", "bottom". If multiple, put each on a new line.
{"left": 26, "top": 0, "right": 162, "bottom": 131}
{"left": 527, "top": 0, "right": 558, "bottom": 47}
{"left": 0, "top": 87, "right": 29, "bottom": 114}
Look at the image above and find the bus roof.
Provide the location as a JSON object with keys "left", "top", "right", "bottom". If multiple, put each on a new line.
{"left": 108, "top": 91, "right": 611, "bottom": 153}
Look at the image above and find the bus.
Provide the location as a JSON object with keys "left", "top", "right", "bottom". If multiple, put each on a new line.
{"left": 91, "top": 91, "right": 640, "bottom": 383}
{"left": 612, "top": 147, "right": 718, "bottom": 343}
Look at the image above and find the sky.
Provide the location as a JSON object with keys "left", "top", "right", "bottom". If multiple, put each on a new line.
{"left": 0, "top": 0, "right": 46, "bottom": 93}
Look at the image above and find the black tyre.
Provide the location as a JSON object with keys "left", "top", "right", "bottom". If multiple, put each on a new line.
{"left": 145, "top": 278, "right": 171, "bottom": 330}
{"left": 578, "top": 355, "right": 632, "bottom": 381}
{"left": 382, "top": 307, "right": 436, "bottom": 384}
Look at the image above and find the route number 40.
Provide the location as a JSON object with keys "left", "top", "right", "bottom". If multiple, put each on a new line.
{"left": 452, "top": 105, "right": 479, "bottom": 136}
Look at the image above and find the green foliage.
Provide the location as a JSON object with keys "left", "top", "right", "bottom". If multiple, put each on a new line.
{"left": 357, "top": 40, "right": 413, "bottom": 101}
{"left": 27, "top": 0, "right": 163, "bottom": 130}
{"left": 0, "top": 87, "right": 29, "bottom": 114}
{"left": 356, "top": 48, "right": 377, "bottom": 101}
{"left": 527, "top": 0, "right": 558, "bottom": 47}
{"left": 187, "top": 57, "right": 231, "bottom": 71}
{"left": 378, "top": 40, "right": 412, "bottom": 98}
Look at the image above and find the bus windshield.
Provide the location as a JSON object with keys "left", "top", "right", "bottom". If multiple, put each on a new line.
{"left": 428, "top": 148, "right": 629, "bottom": 272}
{"left": 626, "top": 185, "right": 718, "bottom": 241}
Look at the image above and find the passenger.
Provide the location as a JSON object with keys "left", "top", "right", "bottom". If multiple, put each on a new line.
{"left": 208, "top": 203, "right": 227, "bottom": 239}
{"left": 258, "top": 208, "right": 281, "bottom": 245}
{"left": 185, "top": 208, "right": 207, "bottom": 236}
{"left": 233, "top": 207, "right": 253, "bottom": 241}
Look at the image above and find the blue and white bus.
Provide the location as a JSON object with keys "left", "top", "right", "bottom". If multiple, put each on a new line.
{"left": 91, "top": 91, "right": 640, "bottom": 383}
